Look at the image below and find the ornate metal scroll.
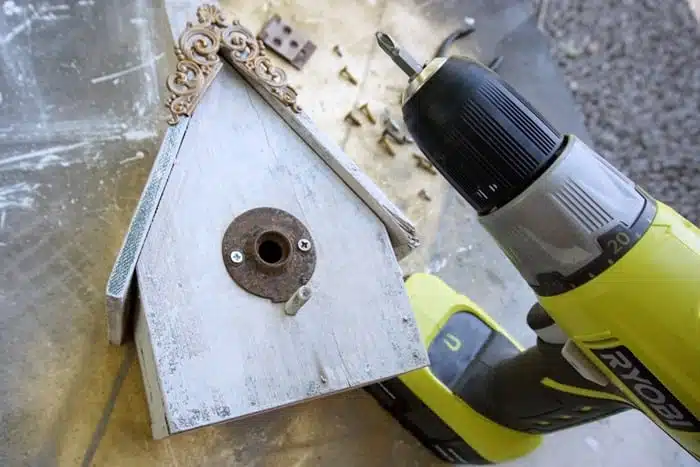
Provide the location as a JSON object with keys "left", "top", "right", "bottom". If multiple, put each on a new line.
{"left": 218, "top": 21, "right": 302, "bottom": 113}
{"left": 166, "top": 5, "right": 301, "bottom": 125}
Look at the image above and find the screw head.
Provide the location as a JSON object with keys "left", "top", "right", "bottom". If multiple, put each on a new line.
{"left": 297, "top": 239, "right": 311, "bottom": 252}
{"left": 230, "top": 250, "right": 244, "bottom": 263}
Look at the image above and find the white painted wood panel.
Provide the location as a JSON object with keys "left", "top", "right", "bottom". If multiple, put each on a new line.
{"left": 135, "top": 65, "right": 427, "bottom": 435}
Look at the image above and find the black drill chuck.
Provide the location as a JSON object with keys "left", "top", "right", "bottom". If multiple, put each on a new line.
{"left": 403, "top": 56, "right": 564, "bottom": 214}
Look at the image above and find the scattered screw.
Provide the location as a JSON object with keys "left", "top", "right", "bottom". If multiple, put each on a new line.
{"left": 339, "top": 66, "right": 358, "bottom": 85}
{"left": 418, "top": 189, "right": 432, "bottom": 201}
{"left": 358, "top": 103, "right": 376, "bottom": 124}
{"left": 298, "top": 238, "right": 312, "bottom": 252}
{"left": 413, "top": 153, "right": 437, "bottom": 174}
{"left": 320, "top": 373, "right": 328, "bottom": 384}
{"left": 230, "top": 250, "right": 244, "bottom": 264}
{"left": 402, "top": 316, "right": 410, "bottom": 323}
{"left": 332, "top": 44, "right": 343, "bottom": 57}
{"left": 284, "top": 285, "right": 312, "bottom": 316}
{"left": 344, "top": 111, "right": 362, "bottom": 126}
{"left": 384, "top": 128, "right": 412, "bottom": 145}
{"left": 378, "top": 133, "right": 396, "bottom": 156}
{"left": 383, "top": 115, "right": 401, "bottom": 134}
{"left": 382, "top": 115, "right": 413, "bottom": 144}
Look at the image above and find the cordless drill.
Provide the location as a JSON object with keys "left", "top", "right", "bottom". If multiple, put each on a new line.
{"left": 366, "top": 32, "right": 700, "bottom": 464}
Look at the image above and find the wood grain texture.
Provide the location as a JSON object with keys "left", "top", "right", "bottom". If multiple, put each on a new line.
{"left": 134, "top": 299, "right": 169, "bottom": 439}
{"left": 135, "top": 65, "right": 427, "bottom": 436}
{"left": 220, "top": 52, "right": 419, "bottom": 259}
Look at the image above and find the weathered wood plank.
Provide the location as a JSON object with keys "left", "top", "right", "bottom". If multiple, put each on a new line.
{"left": 134, "top": 299, "right": 169, "bottom": 439}
{"left": 135, "top": 65, "right": 427, "bottom": 436}
{"left": 106, "top": 119, "right": 189, "bottom": 345}
{"left": 106, "top": 0, "right": 418, "bottom": 344}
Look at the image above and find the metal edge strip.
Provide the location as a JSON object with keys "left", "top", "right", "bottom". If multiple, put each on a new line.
{"left": 105, "top": 118, "right": 190, "bottom": 345}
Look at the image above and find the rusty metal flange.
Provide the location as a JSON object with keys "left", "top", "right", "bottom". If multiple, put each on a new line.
{"left": 222, "top": 207, "right": 316, "bottom": 302}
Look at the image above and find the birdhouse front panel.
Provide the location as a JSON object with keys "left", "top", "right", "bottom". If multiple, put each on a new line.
{"left": 126, "top": 6, "right": 428, "bottom": 438}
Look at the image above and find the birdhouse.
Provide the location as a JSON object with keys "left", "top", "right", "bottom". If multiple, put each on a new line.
{"left": 105, "top": 2, "right": 427, "bottom": 438}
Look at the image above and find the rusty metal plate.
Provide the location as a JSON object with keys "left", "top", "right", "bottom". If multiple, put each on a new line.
{"left": 222, "top": 207, "right": 316, "bottom": 302}
{"left": 258, "top": 15, "right": 316, "bottom": 70}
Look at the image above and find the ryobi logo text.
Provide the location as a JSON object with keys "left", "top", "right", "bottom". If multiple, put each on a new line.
{"left": 592, "top": 346, "right": 700, "bottom": 432}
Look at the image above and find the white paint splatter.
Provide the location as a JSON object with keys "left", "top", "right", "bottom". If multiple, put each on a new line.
{"left": 36, "top": 11, "right": 71, "bottom": 21}
{"left": 425, "top": 257, "right": 448, "bottom": 274}
{"left": 0, "top": 182, "right": 41, "bottom": 210}
{"left": 2, "top": 0, "right": 23, "bottom": 16}
{"left": 76, "top": 0, "right": 94, "bottom": 5}
{"left": 585, "top": 436, "right": 600, "bottom": 452}
{"left": 0, "top": 142, "right": 89, "bottom": 171}
{"left": 0, "top": 210, "right": 6, "bottom": 229}
{"left": 122, "top": 129, "right": 157, "bottom": 141}
{"left": 0, "top": 120, "right": 128, "bottom": 144}
{"left": 130, "top": 17, "right": 147, "bottom": 25}
{"left": 38, "top": 4, "right": 69, "bottom": 12}
{"left": 89, "top": 52, "right": 165, "bottom": 84}
{"left": 0, "top": 3, "right": 71, "bottom": 45}
{"left": 34, "top": 154, "right": 70, "bottom": 170}
{"left": 0, "top": 16, "right": 32, "bottom": 45}
{"left": 456, "top": 245, "right": 473, "bottom": 254}
{"left": 119, "top": 151, "right": 145, "bottom": 165}
{"left": 133, "top": 101, "right": 146, "bottom": 117}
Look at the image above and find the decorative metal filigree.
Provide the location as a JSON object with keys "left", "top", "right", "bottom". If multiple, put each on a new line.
{"left": 219, "top": 21, "right": 302, "bottom": 113}
{"left": 165, "top": 5, "right": 301, "bottom": 125}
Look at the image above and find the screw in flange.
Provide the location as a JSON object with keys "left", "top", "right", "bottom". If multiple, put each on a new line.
{"left": 230, "top": 250, "right": 244, "bottom": 264}
{"left": 297, "top": 238, "right": 312, "bottom": 252}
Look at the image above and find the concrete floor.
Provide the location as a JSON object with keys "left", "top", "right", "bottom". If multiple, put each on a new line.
{"left": 0, "top": 0, "right": 696, "bottom": 465}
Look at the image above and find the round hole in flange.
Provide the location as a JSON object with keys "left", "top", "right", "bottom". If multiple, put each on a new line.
{"left": 255, "top": 231, "right": 291, "bottom": 266}
{"left": 283, "top": 25, "right": 292, "bottom": 34}
{"left": 290, "top": 40, "right": 299, "bottom": 48}
{"left": 273, "top": 37, "right": 282, "bottom": 46}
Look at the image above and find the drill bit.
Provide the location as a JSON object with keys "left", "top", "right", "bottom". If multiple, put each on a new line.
{"left": 375, "top": 32, "right": 423, "bottom": 78}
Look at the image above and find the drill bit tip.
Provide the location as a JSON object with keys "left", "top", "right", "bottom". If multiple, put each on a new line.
{"left": 375, "top": 31, "right": 424, "bottom": 77}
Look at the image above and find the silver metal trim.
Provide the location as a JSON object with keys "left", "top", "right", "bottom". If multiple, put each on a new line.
{"left": 402, "top": 57, "right": 447, "bottom": 105}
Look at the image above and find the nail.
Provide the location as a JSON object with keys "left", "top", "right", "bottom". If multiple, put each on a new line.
{"left": 378, "top": 133, "right": 396, "bottom": 156}
{"left": 344, "top": 111, "right": 362, "bottom": 126}
{"left": 418, "top": 189, "right": 432, "bottom": 201}
{"left": 339, "top": 66, "right": 358, "bottom": 85}
{"left": 413, "top": 153, "right": 437, "bottom": 174}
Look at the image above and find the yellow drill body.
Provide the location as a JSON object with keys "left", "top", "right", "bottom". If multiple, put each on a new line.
{"left": 540, "top": 202, "right": 700, "bottom": 455}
